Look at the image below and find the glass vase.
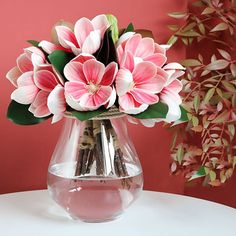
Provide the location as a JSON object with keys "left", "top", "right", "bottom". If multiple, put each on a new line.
{"left": 47, "top": 116, "right": 143, "bottom": 222}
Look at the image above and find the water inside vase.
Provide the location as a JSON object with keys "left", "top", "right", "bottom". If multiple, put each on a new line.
{"left": 48, "top": 162, "right": 143, "bottom": 222}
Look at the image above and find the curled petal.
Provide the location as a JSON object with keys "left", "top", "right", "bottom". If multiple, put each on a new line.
{"left": 65, "top": 94, "right": 87, "bottom": 111}
{"left": 6, "top": 66, "right": 22, "bottom": 87}
{"left": 82, "top": 30, "right": 101, "bottom": 54}
{"left": 29, "top": 91, "right": 50, "bottom": 117}
{"left": 117, "top": 32, "right": 135, "bottom": 47}
{"left": 47, "top": 85, "right": 66, "bottom": 123}
{"left": 116, "top": 68, "right": 133, "bottom": 96}
{"left": 74, "top": 17, "right": 94, "bottom": 47}
{"left": 91, "top": 14, "right": 110, "bottom": 35}
{"left": 163, "top": 62, "right": 185, "bottom": 70}
{"left": 55, "top": 26, "right": 79, "bottom": 50}
{"left": 17, "top": 53, "right": 33, "bottom": 73}
{"left": 119, "top": 93, "right": 148, "bottom": 114}
{"left": 39, "top": 40, "right": 64, "bottom": 54}
{"left": 105, "top": 86, "right": 116, "bottom": 109}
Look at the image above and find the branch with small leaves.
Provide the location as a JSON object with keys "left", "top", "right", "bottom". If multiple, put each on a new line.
{"left": 168, "top": 0, "right": 236, "bottom": 186}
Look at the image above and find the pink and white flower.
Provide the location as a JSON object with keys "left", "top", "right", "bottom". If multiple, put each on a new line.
{"left": 117, "top": 33, "right": 167, "bottom": 67}
{"left": 39, "top": 14, "right": 110, "bottom": 55}
{"left": 116, "top": 59, "right": 165, "bottom": 114}
{"left": 64, "top": 59, "right": 118, "bottom": 111}
{"left": 6, "top": 47, "right": 46, "bottom": 87}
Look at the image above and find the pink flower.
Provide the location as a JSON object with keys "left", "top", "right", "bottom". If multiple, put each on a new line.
{"left": 6, "top": 47, "right": 46, "bottom": 87}
{"left": 39, "top": 14, "right": 109, "bottom": 55}
{"left": 117, "top": 33, "right": 167, "bottom": 67}
{"left": 64, "top": 59, "right": 117, "bottom": 111}
{"left": 116, "top": 56, "right": 164, "bottom": 114}
{"left": 160, "top": 63, "right": 185, "bottom": 122}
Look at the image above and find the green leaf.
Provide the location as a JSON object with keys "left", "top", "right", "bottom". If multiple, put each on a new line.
{"left": 124, "top": 23, "right": 134, "bottom": 33}
{"left": 181, "top": 59, "right": 202, "bottom": 67}
{"left": 168, "top": 12, "right": 187, "bottom": 19}
{"left": 194, "top": 94, "right": 200, "bottom": 112}
{"left": 204, "top": 88, "right": 215, "bottom": 103}
{"left": 211, "top": 22, "right": 229, "bottom": 32}
{"left": 177, "top": 145, "right": 184, "bottom": 164}
{"left": 94, "top": 29, "right": 117, "bottom": 66}
{"left": 167, "top": 35, "right": 178, "bottom": 45}
{"left": 71, "top": 107, "right": 107, "bottom": 121}
{"left": 189, "top": 166, "right": 206, "bottom": 181}
{"left": 106, "top": 14, "right": 119, "bottom": 43}
{"left": 48, "top": 50, "right": 74, "bottom": 81}
{"left": 27, "top": 40, "right": 40, "bottom": 47}
{"left": 132, "top": 102, "right": 168, "bottom": 119}
{"left": 7, "top": 100, "right": 49, "bottom": 125}
{"left": 176, "top": 31, "right": 201, "bottom": 37}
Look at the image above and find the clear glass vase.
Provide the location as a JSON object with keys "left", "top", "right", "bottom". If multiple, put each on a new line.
{"left": 47, "top": 116, "right": 143, "bottom": 222}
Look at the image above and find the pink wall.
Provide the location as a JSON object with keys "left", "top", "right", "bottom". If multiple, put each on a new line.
{"left": 1, "top": 0, "right": 235, "bottom": 207}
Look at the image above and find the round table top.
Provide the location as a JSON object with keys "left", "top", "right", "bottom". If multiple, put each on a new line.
{"left": 0, "top": 190, "right": 235, "bottom": 236}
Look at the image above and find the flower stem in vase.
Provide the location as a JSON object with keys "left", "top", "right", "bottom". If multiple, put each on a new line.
{"left": 75, "top": 120, "right": 94, "bottom": 176}
{"left": 103, "top": 119, "right": 132, "bottom": 189}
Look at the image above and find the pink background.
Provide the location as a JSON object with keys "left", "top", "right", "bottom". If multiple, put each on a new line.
{"left": 1, "top": 0, "right": 235, "bottom": 207}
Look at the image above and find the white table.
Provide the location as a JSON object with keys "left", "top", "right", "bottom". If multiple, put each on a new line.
{"left": 0, "top": 190, "right": 235, "bottom": 236}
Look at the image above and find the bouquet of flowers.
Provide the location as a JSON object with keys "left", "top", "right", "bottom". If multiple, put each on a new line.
{"left": 6, "top": 14, "right": 187, "bottom": 126}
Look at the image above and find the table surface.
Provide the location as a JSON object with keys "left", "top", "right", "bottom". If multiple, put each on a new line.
{"left": 0, "top": 190, "right": 235, "bottom": 236}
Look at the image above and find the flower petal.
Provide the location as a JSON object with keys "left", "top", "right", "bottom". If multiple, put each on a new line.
{"left": 17, "top": 53, "right": 33, "bottom": 73}
{"left": 100, "top": 62, "right": 118, "bottom": 86}
{"left": 135, "top": 37, "right": 154, "bottom": 58}
{"left": 117, "top": 32, "right": 135, "bottom": 47}
{"left": 39, "top": 40, "right": 64, "bottom": 54}
{"left": 55, "top": 26, "right": 79, "bottom": 50}
{"left": 120, "top": 51, "right": 135, "bottom": 71}
{"left": 34, "top": 70, "right": 59, "bottom": 92}
{"left": 11, "top": 72, "right": 38, "bottom": 104}
{"left": 116, "top": 68, "right": 133, "bottom": 96}
{"left": 165, "top": 79, "right": 183, "bottom": 94}
{"left": 29, "top": 90, "right": 50, "bottom": 117}
{"left": 74, "top": 17, "right": 93, "bottom": 47}
{"left": 125, "top": 34, "right": 141, "bottom": 55}
{"left": 144, "top": 53, "right": 167, "bottom": 67}
{"left": 64, "top": 62, "right": 87, "bottom": 83}
{"left": 72, "top": 53, "right": 95, "bottom": 63}
{"left": 65, "top": 94, "right": 87, "bottom": 111}
{"left": 132, "top": 61, "right": 157, "bottom": 84}
{"left": 163, "top": 62, "right": 185, "bottom": 70}
{"left": 92, "top": 86, "right": 112, "bottom": 108}
{"left": 6, "top": 66, "right": 22, "bottom": 87}
{"left": 81, "top": 30, "right": 101, "bottom": 54}
{"left": 119, "top": 93, "right": 148, "bottom": 114}
{"left": 91, "top": 14, "right": 109, "bottom": 35}
{"left": 105, "top": 86, "right": 116, "bottom": 108}
{"left": 160, "top": 92, "right": 181, "bottom": 122}
{"left": 65, "top": 81, "right": 88, "bottom": 100}
{"left": 131, "top": 88, "right": 159, "bottom": 104}
{"left": 83, "top": 59, "right": 105, "bottom": 84}
{"left": 47, "top": 85, "right": 66, "bottom": 116}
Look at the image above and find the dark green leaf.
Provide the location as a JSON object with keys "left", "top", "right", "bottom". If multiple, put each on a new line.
{"left": 94, "top": 30, "right": 117, "bottom": 65}
{"left": 124, "top": 23, "right": 134, "bottom": 33}
{"left": 131, "top": 102, "right": 168, "bottom": 119}
{"left": 48, "top": 50, "right": 74, "bottom": 81}
{"left": 189, "top": 166, "right": 206, "bottom": 181}
{"left": 27, "top": 40, "right": 40, "bottom": 47}
{"left": 7, "top": 100, "right": 49, "bottom": 125}
{"left": 71, "top": 107, "right": 108, "bottom": 121}
{"left": 179, "top": 106, "right": 189, "bottom": 122}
